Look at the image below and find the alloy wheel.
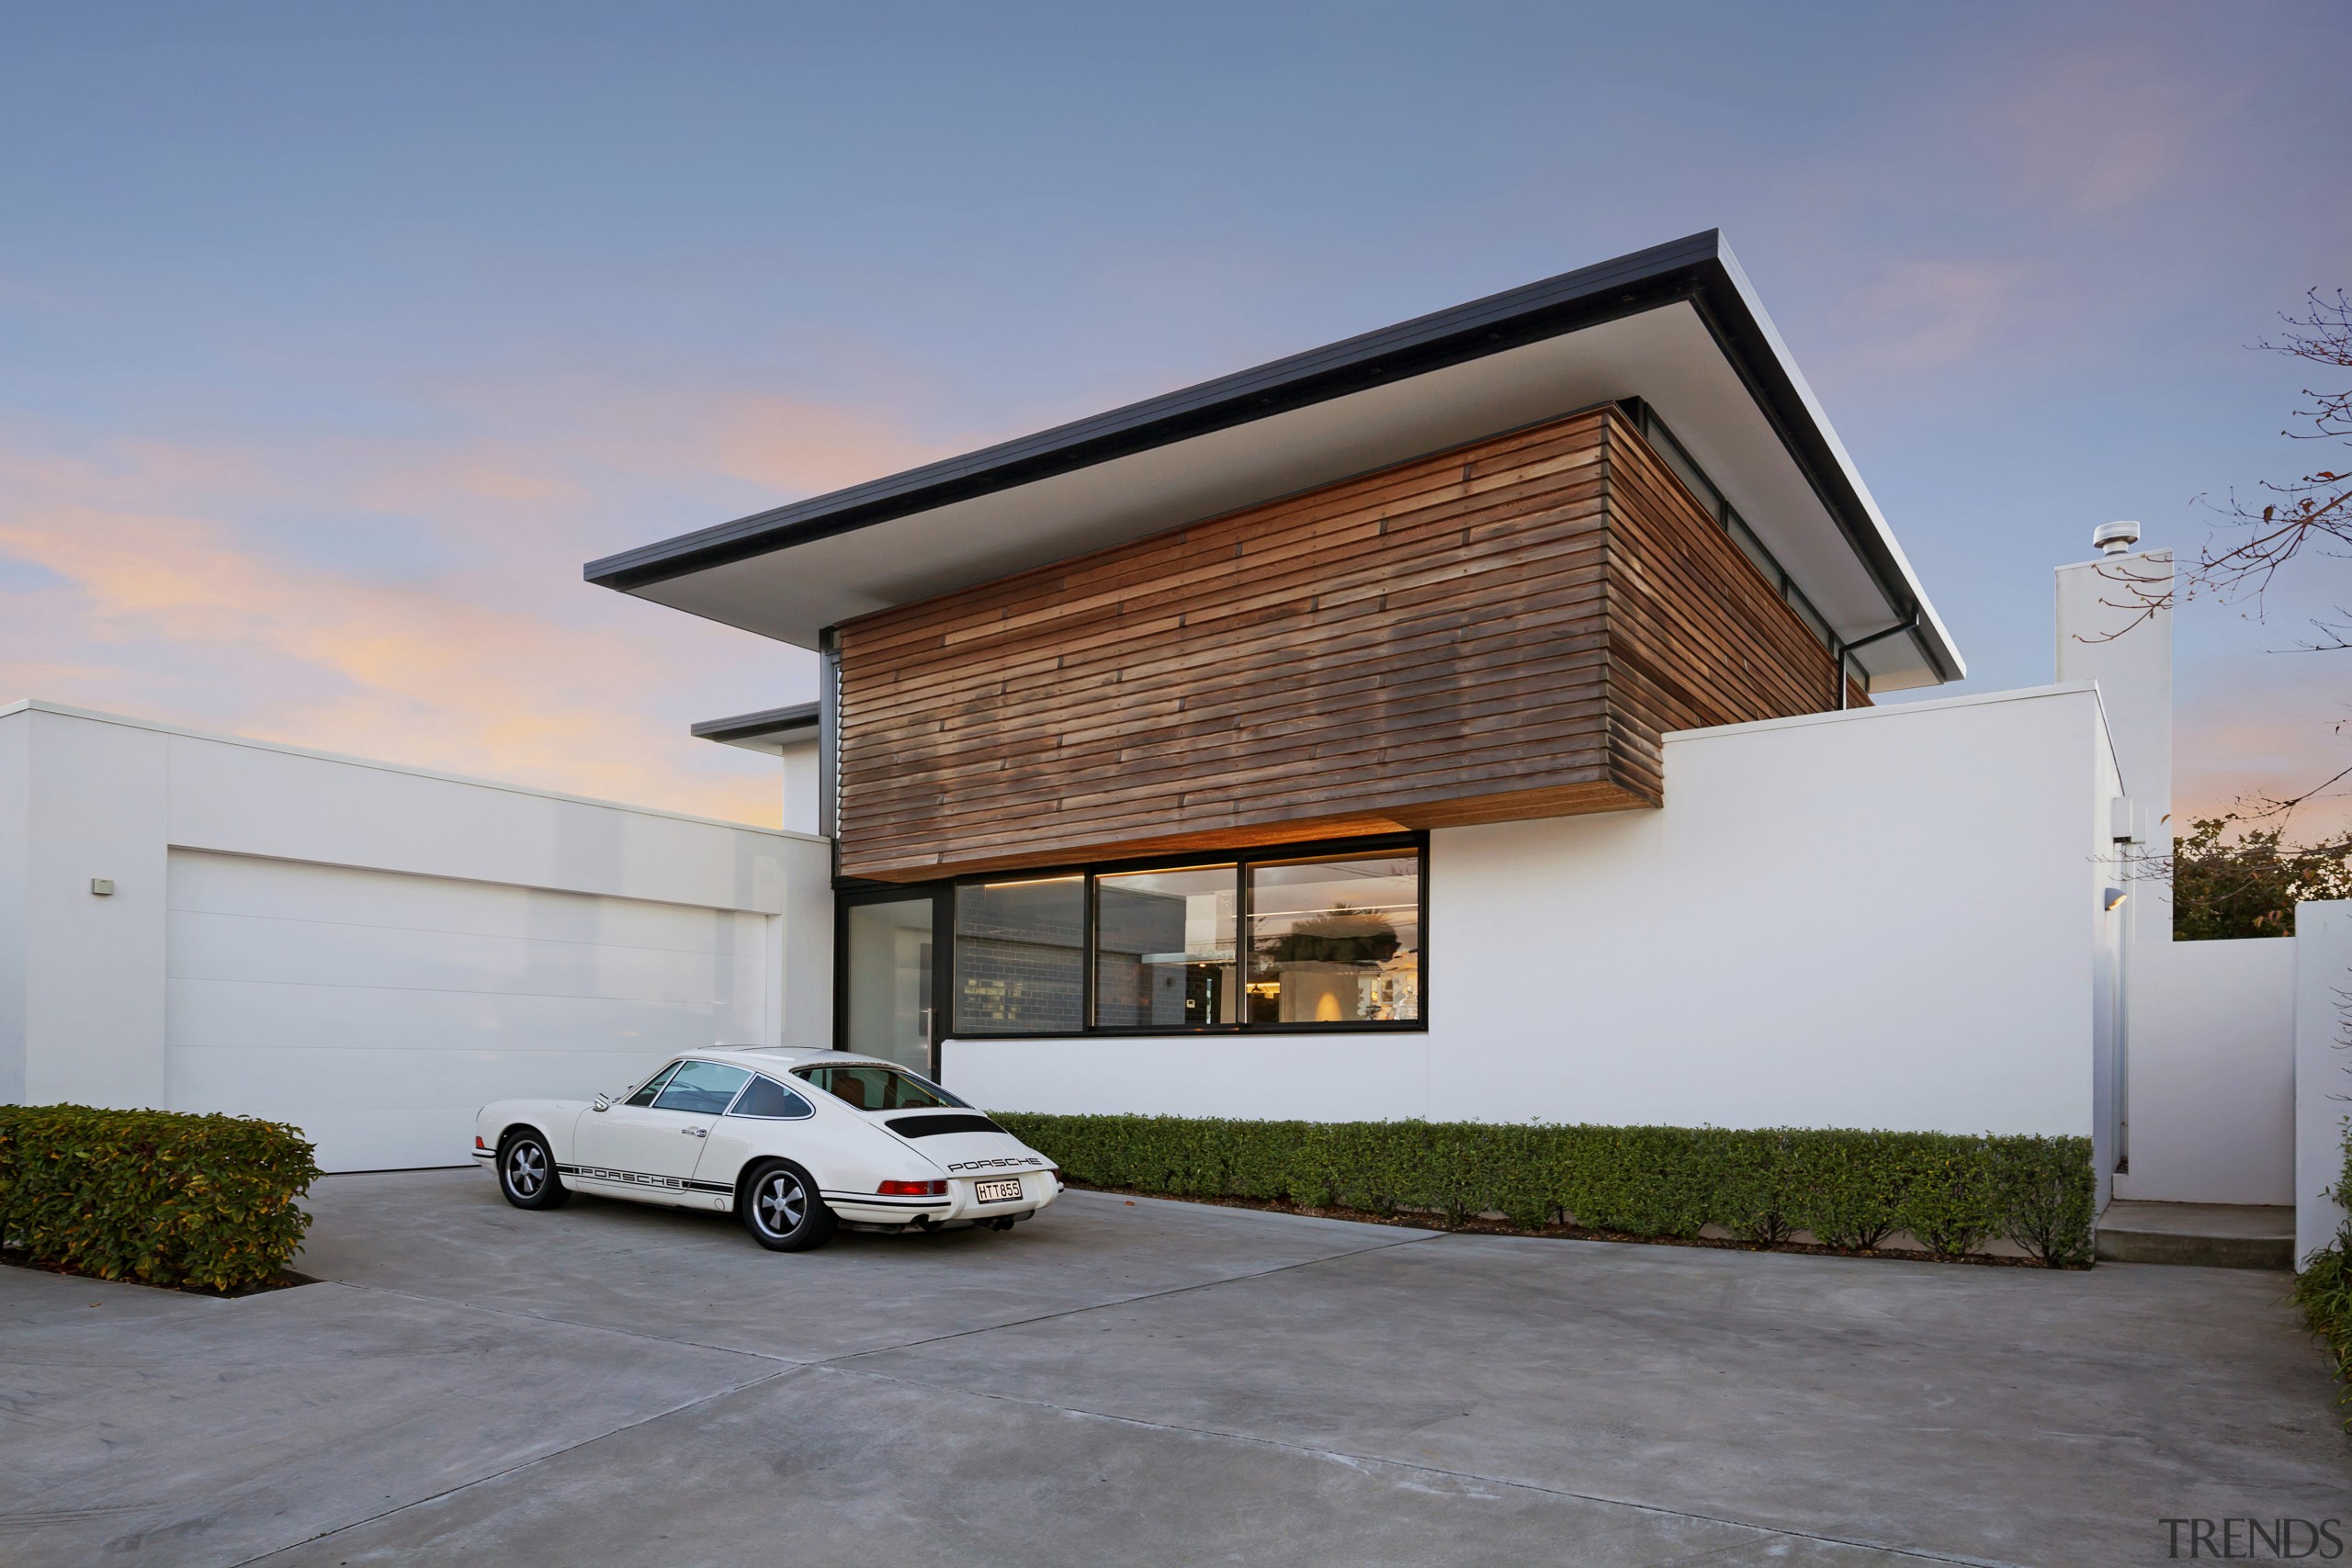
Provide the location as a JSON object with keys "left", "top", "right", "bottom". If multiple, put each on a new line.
{"left": 756, "top": 1170, "right": 806, "bottom": 1235}
{"left": 505, "top": 1142, "right": 547, "bottom": 1197}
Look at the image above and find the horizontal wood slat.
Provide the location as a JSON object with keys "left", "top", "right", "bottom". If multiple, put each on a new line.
{"left": 834, "top": 406, "right": 1860, "bottom": 880}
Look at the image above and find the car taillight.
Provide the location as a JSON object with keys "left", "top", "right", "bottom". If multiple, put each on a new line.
{"left": 475, "top": 1135, "right": 487, "bottom": 1149}
{"left": 876, "top": 1179, "right": 948, "bottom": 1196}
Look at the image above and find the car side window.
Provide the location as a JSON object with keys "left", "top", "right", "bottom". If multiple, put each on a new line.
{"left": 653, "top": 1060, "right": 752, "bottom": 1115}
{"left": 624, "top": 1062, "right": 682, "bottom": 1108}
{"left": 728, "top": 1074, "right": 815, "bottom": 1121}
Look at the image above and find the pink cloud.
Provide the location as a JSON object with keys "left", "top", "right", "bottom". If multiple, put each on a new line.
{"left": 0, "top": 373, "right": 967, "bottom": 826}
{"left": 2174, "top": 656, "right": 2352, "bottom": 840}
{"left": 1981, "top": 40, "right": 2238, "bottom": 219}
{"left": 1833, "top": 257, "right": 2032, "bottom": 377}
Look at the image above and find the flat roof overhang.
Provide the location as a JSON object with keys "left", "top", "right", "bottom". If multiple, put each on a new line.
{"left": 587, "top": 231, "right": 1962, "bottom": 690}
{"left": 690, "top": 702, "right": 818, "bottom": 756}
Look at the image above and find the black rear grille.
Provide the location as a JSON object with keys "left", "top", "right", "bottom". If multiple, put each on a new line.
{"left": 887, "top": 1113, "right": 1006, "bottom": 1139}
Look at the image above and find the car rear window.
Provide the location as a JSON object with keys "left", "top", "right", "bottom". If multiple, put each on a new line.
{"left": 792, "top": 1064, "right": 967, "bottom": 1112}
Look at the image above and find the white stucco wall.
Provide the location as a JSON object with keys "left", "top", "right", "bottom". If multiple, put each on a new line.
{"left": 2294, "top": 901, "right": 2352, "bottom": 1266}
{"left": 945, "top": 684, "right": 2121, "bottom": 1156}
{"left": 0, "top": 701, "right": 831, "bottom": 1169}
{"left": 2055, "top": 548, "right": 2171, "bottom": 942}
{"left": 2115, "top": 938, "right": 2296, "bottom": 1205}
{"left": 781, "top": 735, "right": 821, "bottom": 839}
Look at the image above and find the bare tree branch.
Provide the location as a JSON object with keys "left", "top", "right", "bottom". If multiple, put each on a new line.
{"left": 2192, "top": 288, "right": 2352, "bottom": 644}
{"left": 2071, "top": 557, "right": 2173, "bottom": 643}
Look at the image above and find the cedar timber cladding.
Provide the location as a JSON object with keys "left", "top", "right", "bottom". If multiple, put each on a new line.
{"left": 834, "top": 405, "right": 1860, "bottom": 882}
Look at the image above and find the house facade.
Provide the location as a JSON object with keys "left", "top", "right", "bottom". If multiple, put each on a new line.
{"left": 593, "top": 231, "right": 2130, "bottom": 1190}
{"left": 6, "top": 232, "right": 2321, "bottom": 1221}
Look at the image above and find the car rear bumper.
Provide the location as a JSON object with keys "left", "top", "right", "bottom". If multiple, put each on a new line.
{"left": 822, "top": 1168, "right": 1062, "bottom": 1228}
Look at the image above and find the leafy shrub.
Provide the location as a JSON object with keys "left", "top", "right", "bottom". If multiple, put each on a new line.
{"left": 2168, "top": 817, "right": 2352, "bottom": 942}
{"left": 0, "top": 1105, "right": 320, "bottom": 1292}
{"left": 1986, "top": 1134, "right": 2098, "bottom": 1266}
{"left": 2291, "top": 1117, "right": 2352, "bottom": 1426}
{"left": 996, "top": 1112, "right": 2096, "bottom": 1267}
{"left": 1902, "top": 1145, "right": 2002, "bottom": 1259}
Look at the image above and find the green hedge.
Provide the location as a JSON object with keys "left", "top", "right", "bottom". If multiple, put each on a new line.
{"left": 995, "top": 1113, "right": 2098, "bottom": 1267}
{"left": 2290, "top": 1119, "right": 2352, "bottom": 1425}
{"left": 0, "top": 1105, "right": 321, "bottom": 1292}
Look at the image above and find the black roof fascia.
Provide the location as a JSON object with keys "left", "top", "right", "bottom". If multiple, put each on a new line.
{"left": 587, "top": 230, "right": 1951, "bottom": 682}
{"left": 690, "top": 702, "right": 819, "bottom": 743}
{"left": 584, "top": 231, "right": 1720, "bottom": 593}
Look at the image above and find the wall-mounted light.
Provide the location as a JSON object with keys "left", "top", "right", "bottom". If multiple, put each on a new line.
{"left": 90, "top": 878, "right": 115, "bottom": 897}
{"left": 2104, "top": 887, "right": 2127, "bottom": 912}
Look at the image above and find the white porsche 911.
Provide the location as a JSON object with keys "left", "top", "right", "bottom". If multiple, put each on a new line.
{"left": 470, "top": 1046, "right": 1060, "bottom": 1251}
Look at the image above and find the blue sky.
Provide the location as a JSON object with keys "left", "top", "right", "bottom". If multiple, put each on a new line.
{"left": 3, "top": 3, "right": 2346, "bottom": 829}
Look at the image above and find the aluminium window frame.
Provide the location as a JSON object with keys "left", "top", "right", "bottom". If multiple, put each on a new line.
{"left": 831, "top": 883, "right": 954, "bottom": 1078}
{"left": 940, "top": 830, "right": 1430, "bottom": 1039}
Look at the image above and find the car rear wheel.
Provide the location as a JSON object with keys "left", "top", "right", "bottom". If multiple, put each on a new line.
{"left": 498, "top": 1131, "right": 569, "bottom": 1210}
{"left": 741, "top": 1161, "right": 835, "bottom": 1252}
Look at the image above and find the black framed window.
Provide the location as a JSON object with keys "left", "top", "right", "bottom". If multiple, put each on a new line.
{"left": 852, "top": 835, "right": 1426, "bottom": 1038}
{"left": 952, "top": 875, "right": 1085, "bottom": 1034}
{"left": 1244, "top": 852, "right": 1421, "bottom": 1024}
{"left": 1095, "top": 863, "right": 1238, "bottom": 1027}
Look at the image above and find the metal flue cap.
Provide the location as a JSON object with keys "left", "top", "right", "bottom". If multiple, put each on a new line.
{"left": 2094, "top": 520, "right": 2142, "bottom": 556}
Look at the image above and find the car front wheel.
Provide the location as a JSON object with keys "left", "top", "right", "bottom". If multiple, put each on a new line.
{"left": 498, "top": 1131, "right": 570, "bottom": 1211}
{"left": 741, "top": 1161, "right": 835, "bottom": 1252}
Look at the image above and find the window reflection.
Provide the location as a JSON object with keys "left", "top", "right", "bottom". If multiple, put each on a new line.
{"left": 953, "top": 876, "right": 1084, "bottom": 1034}
{"left": 1094, "top": 865, "right": 1237, "bottom": 1027}
{"left": 1245, "top": 855, "right": 1420, "bottom": 1024}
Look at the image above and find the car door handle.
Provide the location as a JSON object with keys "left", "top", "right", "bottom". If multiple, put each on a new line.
{"left": 681, "top": 1127, "right": 707, "bottom": 1138}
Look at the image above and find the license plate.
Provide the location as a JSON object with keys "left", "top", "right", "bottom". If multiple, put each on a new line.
{"left": 974, "top": 1177, "right": 1024, "bottom": 1204}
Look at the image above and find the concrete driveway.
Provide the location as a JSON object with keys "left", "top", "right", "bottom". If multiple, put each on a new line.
{"left": 2, "top": 1169, "right": 2345, "bottom": 1567}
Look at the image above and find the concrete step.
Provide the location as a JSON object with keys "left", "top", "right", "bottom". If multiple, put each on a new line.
{"left": 2098, "top": 1201, "right": 2294, "bottom": 1269}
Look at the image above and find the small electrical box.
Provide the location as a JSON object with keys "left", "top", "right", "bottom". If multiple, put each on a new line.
{"left": 90, "top": 878, "right": 115, "bottom": 897}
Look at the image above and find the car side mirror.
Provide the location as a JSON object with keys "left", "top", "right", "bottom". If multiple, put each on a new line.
{"left": 592, "top": 1095, "right": 612, "bottom": 1113}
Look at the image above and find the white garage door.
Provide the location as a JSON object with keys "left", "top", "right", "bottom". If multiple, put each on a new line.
{"left": 165, "top": 850, "right": 773, "bottom": 1172}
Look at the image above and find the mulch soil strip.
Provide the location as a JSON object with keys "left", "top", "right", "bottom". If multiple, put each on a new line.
{"left": 0, "top": 1247, "right": 314, "bottom": 1296}
{"left": 1064, "top": 1180, "right": 2075, "bottom": 1268}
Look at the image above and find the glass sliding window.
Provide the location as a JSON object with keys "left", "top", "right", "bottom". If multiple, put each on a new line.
{"left": 844, "top": 897, "right": 937, "bottom": 1070}
{"left": 1245, "top": 854, "right": 1420, "bottom": 1024}
{"left": 953, "top": 876, "right": 1084, "bottom": 1034}
{"left": 1094, "top": 864, "right": 1238, "bottom": 1027}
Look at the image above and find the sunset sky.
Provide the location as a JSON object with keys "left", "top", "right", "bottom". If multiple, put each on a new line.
{"left": 4, "top": 3, "right": 2347, "bottom": 833}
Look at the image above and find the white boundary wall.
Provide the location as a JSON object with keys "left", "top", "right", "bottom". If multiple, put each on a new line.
{"left": 2116, "top": 940, "right": 2296, "bottom": 1205}
{"left": 0, "top": 702, "right": 831, "bottom": 1170}
{"left": 947, "top": 684, "right": 2122, "bottom": 1172}
{"left": 2295, "top": 901, "right": 2352, "bottom": 1265}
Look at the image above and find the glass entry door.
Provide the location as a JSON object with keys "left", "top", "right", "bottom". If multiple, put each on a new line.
{"left": 840, "top": 893, "right": 945, "bottom": 1076}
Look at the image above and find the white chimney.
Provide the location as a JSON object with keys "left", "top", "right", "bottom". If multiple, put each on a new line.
{"left": 2055, "top": 525, "right": 2173, "bottom": 941}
